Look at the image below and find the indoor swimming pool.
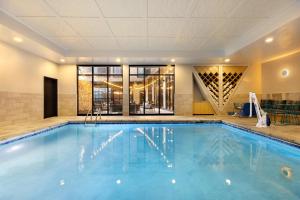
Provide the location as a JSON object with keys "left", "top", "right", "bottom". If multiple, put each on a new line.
{"left": 0, "top": 123, "right": 300, "bottom": 200}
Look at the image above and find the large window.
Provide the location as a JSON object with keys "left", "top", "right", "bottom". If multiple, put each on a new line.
{"left": 129, "top": 65, "right": 174, "bottom": 115}
{"left": 77, "top": 66, "right": 123, "bottom": 115}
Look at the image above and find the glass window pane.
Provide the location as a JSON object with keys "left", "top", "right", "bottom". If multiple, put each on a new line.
{"left": 77, "top": 66, "right": 124, "bottom": 115}
{"left": 109, "top": 66, "right": 122, "bottom": 75}
{"left": 94, "top": 67, "right": 107, "bottom": 74}
{"left": 160, "top": 75, "right": 174, "bottom": 114}
{"left": 160, "top": 65, "right": 174, "bottom": 75}
{"left": 93, "top": 76, "right": 108, "bottom": 114}
{"left": 130, "top": 76, "right": 144, "bottom": 114}
{"left": 108, "top": 76, "right": 123, "bottom": 114}
{"left": 78, "top": 66, "right": 92, "bottom": 74}
{"left": 145, "top": 67, "right": 159, "bottom": 74}
{"left": 145, "top": 76, "right": 159, "bottom": 114}
{"left": 130, "top": 67, "right": 144, "bottom": 75}
{"left": 78, "top": 75, "right": 92, "bottom": 115}
{"left": 129, "top": 67, "right": 137, "bottom": 74}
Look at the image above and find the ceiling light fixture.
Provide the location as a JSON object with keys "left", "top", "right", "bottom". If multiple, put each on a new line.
{"left": 13, "top": 36, "right": 23, "bottom": 43}
{"left": 171, "top": 58, "right": 175, "bottom": 63}
{"left": 224, "top": 58, "right": 230, "bottom": 63}
{"left": 116, "top": 58, "right": 121, "bottom": 63}
{"left": 60, "top": 58, "right": 65, "bottom": 63}
{"left": 265, "top": 37, "right": 274, "bottom": 43}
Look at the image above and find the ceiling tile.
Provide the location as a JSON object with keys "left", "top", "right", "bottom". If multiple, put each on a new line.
{"left": 45, "top": 0, "right": 100, "bottom": 17}
{"left": 177, "top": 37, "right": 206, "bottom": 50}
{"left": 0, "top": 0, "right": 55, "bottom": 16}
{"left": 191, "top": 0, "right": 241, "bottom": 18}
{"left": 65, "top": 18, "right": 112, "bottom": 36}
{"left": 85, "top": 37, "right": 119, "bottom": 50}
{"left": 148, "top": 19, "right": 185, "bottom": 37}
{"left": 148, "top": 37, "right": 177, "bottom": 50}
{"left": 96, "top": 0, "right": 147, "bottom": 17}
{"left": 148, "top": 37, "right": 204, "bottom": 51}
{"left": 1, "top": 0, "right": 299, "bottom": 63}
{"left": 51, "top": 37, "right": 92, "bottom": 50}
{"left": 20, "top": 17, "right": 78, "bottom": 37}
{"left": 231, "top": 0, "right": 296, "bottom": 19}
{"left": 201, "top": 36, "right": 236, "bottom": 51}
{"left": 215, "top": 19, "right": 264, "bottom": 37}
{"left": 148, "top": 0, "right": 197, "bottom": 17}
{"left": 117, "top": 37, "right": 147, "bottom": 50}
{"left": 181, "top": 19, "right": 223, "bottom": 38}
{"left": 107, "top": 19, "right": 147, "bottom": 36}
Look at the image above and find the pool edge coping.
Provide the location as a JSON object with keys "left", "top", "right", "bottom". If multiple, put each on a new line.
{"left": 222, "top": 121, "right": 300, "bottom": 149}
{"left": 1, "top": 119, "right": 300, "bottom": 148}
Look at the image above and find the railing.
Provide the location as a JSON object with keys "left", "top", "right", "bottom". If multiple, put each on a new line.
{"left": 84, "top": 105, "right": 102, "bottom": 125}
{"left": 94, "top": 107, "right": 101, "bottom": 124}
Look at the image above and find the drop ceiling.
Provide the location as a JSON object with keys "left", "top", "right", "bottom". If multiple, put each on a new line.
{"left": 0, "top": 0, "right": 300, "bottom": 64}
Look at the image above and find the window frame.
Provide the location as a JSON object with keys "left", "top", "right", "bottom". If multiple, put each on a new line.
{"left": 129, "top": 65, "right": 175, "bottom": 116}
{"left": 77, "top": 65, "right": 123, "bottom": 116}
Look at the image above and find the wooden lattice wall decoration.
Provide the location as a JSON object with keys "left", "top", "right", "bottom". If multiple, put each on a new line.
{"left": 196, "top": 66, "right": 247, "bottom": 110}
{"left": 222, "top": 72, "right": 243, "bottom": 105}
{"left": 199, "top": 72, "right": 219, "bottom": 106}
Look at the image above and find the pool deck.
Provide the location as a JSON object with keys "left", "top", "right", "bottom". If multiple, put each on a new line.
{"left": 1, "top": 115, "right": 300, "bottom": 146}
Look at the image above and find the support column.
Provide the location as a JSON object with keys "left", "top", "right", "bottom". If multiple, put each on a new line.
{"left": 145, "top": 84, "right": 148, "bottom": 103}
{"left": 175, "top": 65, "right": 193, "bottom": 116}
{"left": 122, "top": 65, "right": 129, "bottom": 116}
{"left": 219, "top": 65, "right": 223, "bottom": 110}
{"left": 163, "top": 77, "right": 166, "bottom": 109}
{"left": 152, "top": 84, "right": 155, "bottom": 102}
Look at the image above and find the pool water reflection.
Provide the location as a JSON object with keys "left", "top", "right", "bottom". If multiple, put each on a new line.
{"left": 0, "top": 123, "right": 300, "bottom": 200}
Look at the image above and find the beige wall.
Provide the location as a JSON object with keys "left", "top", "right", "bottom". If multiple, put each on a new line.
{"left": 175, "top": 65, "right": 193, "bottom": 116}
{"left": 58, "top": 64, "right": 77, "bottom": 116}
{"left": 261, "top": 52, "right": 300, "bottom": 100}
{"left": 0, "top": 41, "right": 58, "bottom": 124}
{"left": 122, "top": 65, "right": 129, "bottom": 116}
{"left": 0, "top": 42, "right": 58, "bottom": 93}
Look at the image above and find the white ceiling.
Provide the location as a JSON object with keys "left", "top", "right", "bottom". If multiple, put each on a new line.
{"left": 230, "top": 14, "right": 300, "bottom": 64}
{"left": 0, "top": 0, "right": 300, "bottom": 64}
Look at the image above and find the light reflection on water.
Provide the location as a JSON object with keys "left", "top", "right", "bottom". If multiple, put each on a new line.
{"left": 0, "top": 123, "right": 300, "bottom": 200}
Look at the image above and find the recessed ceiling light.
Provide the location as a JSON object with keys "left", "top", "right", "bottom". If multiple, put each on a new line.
{"left": 265, "top": 37, "right": 274, "bottom": 43}
{"left": 13, "top": 36, "right": 23, "bottom": 43}
{"left": 224, "top": 58, "right": 230, "bottom": 63}
{"left": 60, "top": 58, "right": 65, "bottom": 63}
{"left": 116, "top": 58, "right": 121, "bottom": 63}
{"left": 171, "top": 58, "right": 175, "bottom": 63}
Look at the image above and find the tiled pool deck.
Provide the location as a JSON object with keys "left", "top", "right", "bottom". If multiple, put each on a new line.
{"left": 1, "top": 116, "right": 300, "bottom": 145}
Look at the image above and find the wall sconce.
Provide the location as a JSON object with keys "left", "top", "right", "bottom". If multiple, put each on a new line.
{"left": 281, "top": 69, "right": 289, "bottom": 77}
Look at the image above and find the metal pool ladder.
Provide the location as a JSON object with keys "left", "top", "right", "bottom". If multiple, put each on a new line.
{"left": 84, "top": 105, "right": 101, "bottom": 125}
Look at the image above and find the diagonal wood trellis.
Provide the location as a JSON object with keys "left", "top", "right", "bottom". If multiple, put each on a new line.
{"left": 193, "top": 66, "right": 247, "bottom": 113}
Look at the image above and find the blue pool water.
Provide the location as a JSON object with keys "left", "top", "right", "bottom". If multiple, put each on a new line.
{"left": 0, "top": 123, "right": 300, "bottom": 200}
